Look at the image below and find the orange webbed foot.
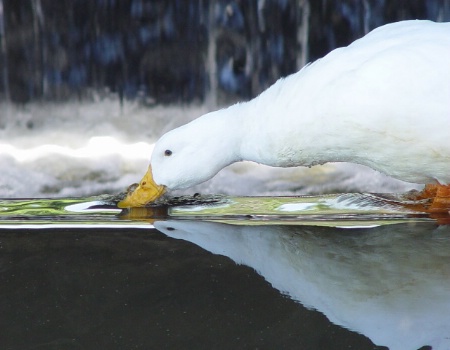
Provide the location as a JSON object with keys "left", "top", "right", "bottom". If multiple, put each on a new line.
{"left": 407, "top": 183, "right": 450, "bottom": 215}
{"left": 428, "top": 184, "right": 450, "bottom": 213}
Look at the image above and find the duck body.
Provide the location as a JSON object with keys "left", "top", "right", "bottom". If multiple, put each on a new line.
{"left": 119, "top": 20, "right": 450, "bottom": 208}
{"left": 237, "top": 19, "right": 450, "bottom": 184}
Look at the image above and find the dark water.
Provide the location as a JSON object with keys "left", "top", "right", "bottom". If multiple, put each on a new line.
{"left": 1, "top": 197, "right": 449, "bottom": 349}
{"left": 0, "top": 226, "right": 386, "bottom": 350}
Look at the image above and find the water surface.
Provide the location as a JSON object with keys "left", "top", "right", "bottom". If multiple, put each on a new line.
{"left": 0, "top": 195, "right": 448, "bottom": 349}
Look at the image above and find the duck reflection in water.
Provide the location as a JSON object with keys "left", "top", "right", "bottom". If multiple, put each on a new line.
{"left": 154, "top": 220, "right": 450, "bottom": 350}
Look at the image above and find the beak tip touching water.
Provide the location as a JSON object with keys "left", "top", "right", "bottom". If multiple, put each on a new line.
{"left": 118, "top": 166, "right": 166, "bottom": 208}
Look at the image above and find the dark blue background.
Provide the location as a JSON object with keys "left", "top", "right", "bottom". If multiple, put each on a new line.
{"left": 0, "top": 0, "right": 448, "bottom": 104}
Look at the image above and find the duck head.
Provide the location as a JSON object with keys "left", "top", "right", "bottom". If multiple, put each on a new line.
{"left": 118, "top": 110, "right": 243, "bottom": 208}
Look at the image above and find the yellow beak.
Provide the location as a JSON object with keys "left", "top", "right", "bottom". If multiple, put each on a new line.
{"left": 117, "top": 166, "right": 166, "bottom": 208}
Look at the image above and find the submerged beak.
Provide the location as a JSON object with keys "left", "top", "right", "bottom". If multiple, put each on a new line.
{"left": 118, "top": 166, "right": 166, "bottom": 208}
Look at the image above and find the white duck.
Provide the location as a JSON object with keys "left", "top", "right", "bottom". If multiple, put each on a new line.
{"left": 119, "top": 20, "right": 450, "bottom": 211}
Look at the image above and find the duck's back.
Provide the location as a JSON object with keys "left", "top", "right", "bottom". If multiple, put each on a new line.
{"left": 296, "top": 20, "right": 450, "bottom": 124}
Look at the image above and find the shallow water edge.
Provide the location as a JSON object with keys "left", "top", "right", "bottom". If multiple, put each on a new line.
{"left": 0, "top": 192, "right": 437, "bottom": 228}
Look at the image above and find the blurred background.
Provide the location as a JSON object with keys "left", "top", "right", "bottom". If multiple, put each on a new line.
{"left": 0, "top": 0, "right": 449, "bottom": 198}
{"left": 2, "top": 0, "right": 450, "bottom": 104}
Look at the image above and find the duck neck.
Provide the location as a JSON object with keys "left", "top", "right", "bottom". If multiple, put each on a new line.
{"left": 203, "top": 104, "right": 248, "bottom": 166}
{"left": 236, "top": 76, "right": 359, "bottom": 168}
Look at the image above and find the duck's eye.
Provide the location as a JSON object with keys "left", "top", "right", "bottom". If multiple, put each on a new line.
{"left": 164, "top": 149, "right": 172, "bottom": 156}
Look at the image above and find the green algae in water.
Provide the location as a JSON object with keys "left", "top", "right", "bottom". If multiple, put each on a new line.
{"left": 0, "top": 193, "right": 433, "bottom": 227}
{"left": 0, "top": 196, "right": 117, "bottom": 217}
{"left": 169, "top": 193, "right": 416, "bottom": 216}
